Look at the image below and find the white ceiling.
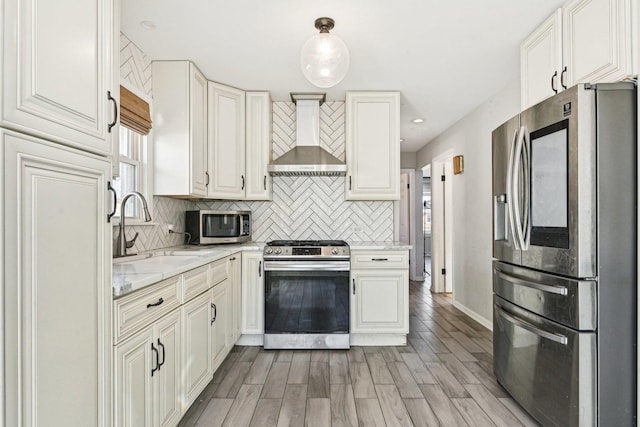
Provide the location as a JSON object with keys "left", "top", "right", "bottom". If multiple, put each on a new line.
{"left": 122, "top": 0, "right": 565, "bottom": 153}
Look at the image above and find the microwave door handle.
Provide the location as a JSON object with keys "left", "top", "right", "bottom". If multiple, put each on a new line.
{"left": 506, "top": 127, "right": 520, "bottom": 250}
{"left": 512, "top": 126, "right": 526, "bottom": 251}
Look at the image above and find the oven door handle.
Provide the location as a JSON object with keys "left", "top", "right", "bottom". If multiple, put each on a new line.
{"left": 263, "top": 261, "right": 351, "bottom": 272}
{"left": 495, "top": 304, "right": 568, "bottom": 345}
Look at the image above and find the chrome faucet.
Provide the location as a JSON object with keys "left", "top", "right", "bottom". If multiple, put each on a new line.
{"left": 114, "top": 192, "right": 152, "bottom": 258}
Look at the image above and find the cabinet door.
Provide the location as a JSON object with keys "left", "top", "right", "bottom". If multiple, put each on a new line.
{"left": 229, "top": 255, "right": 243, "bottom": 343}
{"left": 1, "top": 0, "right": 114, "bottom": 155}
{"left": 155, "top": 310, "right": 183, "bottom": 427}
{"left": 520, "top": 10, "right": 563, "bottom": 109}
{"left": 182, "top": 291, "right": 213, "bottom": 407}
{"left": 208, "top": 82, "right": 246, "bottom": 199}
{"left": 345, "top": 92, "right": 400, "bottom": 200}
{"left": 563, "top": 0, "right": 634, "bottom": 86}
{"left": 115, "top": 328, "right": 155, "bottom": 427}
{"left": 245, "top": 92, "right": 272, "bottom": 200}
{"left": 351, "top": 270, "right": 409, "bottom": 334}
{"left": 190, "top": 63, "right": 209, "bottom": 196}
{"left": 3, "top": 130, "right": 112, "bottom": 426}
{"left": 211, "top": 280, "right": 231, "bottom": 371}
{"left": 241, "top": 252, "right": 264, "bottom": 334}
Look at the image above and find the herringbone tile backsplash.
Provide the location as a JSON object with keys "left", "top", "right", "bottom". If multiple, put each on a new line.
{"left": 117, "top": 45, "right": 394, "bottom": 251}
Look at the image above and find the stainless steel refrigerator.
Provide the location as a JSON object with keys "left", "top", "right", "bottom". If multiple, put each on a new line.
{"left": 492, "top": 82, "right": 636, "bottom": 426}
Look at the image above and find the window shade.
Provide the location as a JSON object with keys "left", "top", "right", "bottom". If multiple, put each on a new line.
{"left": 120, "top": 86, "right": 152, "bottom": 135}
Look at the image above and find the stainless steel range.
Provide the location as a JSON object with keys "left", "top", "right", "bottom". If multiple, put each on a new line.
{"left": 263, "top": 240, "right": 350, "bottom": 349}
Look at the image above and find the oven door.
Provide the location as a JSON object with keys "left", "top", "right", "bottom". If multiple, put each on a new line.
{"left": 263, "top": 260, "right": 350, "bottom": 349}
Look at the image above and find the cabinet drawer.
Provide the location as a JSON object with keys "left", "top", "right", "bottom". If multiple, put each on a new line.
{"left": 114, "top": 277, "right": 181, "bottom": 343}
{"left": 210, "top": 257, "right": 228, "bottom": 287}
{"left": 183, "top": 264, "right": 209, "bottom": 302}
{"left": 351, "top": 251, "right": 408, "bottom": 269}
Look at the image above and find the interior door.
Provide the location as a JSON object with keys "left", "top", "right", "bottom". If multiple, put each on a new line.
{"left": 492, "top": 115, "right": 521, "bottom": 265}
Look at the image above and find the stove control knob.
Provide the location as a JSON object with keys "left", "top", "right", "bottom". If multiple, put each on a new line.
{"left": 331, "top": 248, "right": 339, "bottom": 255}
{"left": 275, "top": 248, "right": 282, "bottom": 255}
{"left": 265, "top": 248, "right": 273, "bottom": 254}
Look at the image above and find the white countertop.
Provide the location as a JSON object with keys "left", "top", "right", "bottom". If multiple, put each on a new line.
{"left": 112, "top": 242, "right": 264, "bottom": 298}
{"left": 348, "top": 241, "right": 413, "bottom": 250}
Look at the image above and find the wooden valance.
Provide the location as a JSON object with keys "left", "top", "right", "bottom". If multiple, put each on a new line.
{"left": 120, "top": 86, "right": 152, "bottom": 135}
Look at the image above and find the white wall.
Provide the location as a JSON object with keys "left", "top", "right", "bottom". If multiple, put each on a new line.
{"left": 416, "top": 79, "right": 520, "bottom": 324}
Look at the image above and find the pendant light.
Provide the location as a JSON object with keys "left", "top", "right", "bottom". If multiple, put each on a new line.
{"left": 300, "top": 17, "right": 350, "bottom": 88}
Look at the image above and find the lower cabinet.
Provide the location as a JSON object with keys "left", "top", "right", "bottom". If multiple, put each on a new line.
{"left": 115, "top": 309, "right": 182, "bottom": 427}
{"left": 241, "top": 251, "right": 264, "bottom": 335}
{"left": 350, "top": 250, "right": 409, "bottom": 336}
{"left": 114, "top": 252, "right": 242, "bottom": 426}
{"left": 182, "top": 290, "right": 214, "bottom": 408}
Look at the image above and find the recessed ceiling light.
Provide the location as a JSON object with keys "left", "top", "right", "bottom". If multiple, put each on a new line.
{"left": 412, "top": 118, "right": 424, "bottom": 124}
{"left": 140, "top": 20, "right": 156, "bottom": 30}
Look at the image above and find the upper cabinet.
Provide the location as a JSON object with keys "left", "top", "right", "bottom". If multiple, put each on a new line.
{"left": 1, "top": 0, "right": 118, "bottom": 156}
{"left": 521, "top": 0, "right": 635, "bottom": 109}
{"left": 153, "top": 61, "right": 208, "bottom": 197}
{"left": 245, "top": 92, "right": 273, "bottom": 201}
{"left": 207, "top": 82, "right": 246, "bottom": 199}
{"left": 345, "top": 92, "right": 401, "bottom": 201}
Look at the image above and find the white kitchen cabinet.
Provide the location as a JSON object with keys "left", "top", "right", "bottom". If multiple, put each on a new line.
{"left": 208, "top": 82, "right": 246, "bottom": 199}
{"left": 211, "top": 280, "right": 231, "bottom": 371}
{"left": 241, "top": 251, "right": 264, "bottom": 335}
{"left": 345, "top": 92, "right": 400, "bottom": 201}
{"left": 181, "top": 290, "right": 213, "bottom": 408}
{"left": 245, "top": 92, "right": 273, "bottom": 200}
{"left": 521, "top": 0, "right": 635, "bottom": 109}
{"left": 350, "top": 250, "right": 409, "bottom": 335}
{"left": 228, "top": 254, "right": 243, "bottom": 343}
{"left": 153, "top": 61, "right": 208, "bottom": 197}
{"left": 114, "top": 309, "right": 182, "bottom": 427}
{"left": 3, "top": 130, "right": 112, "bottom": 426}
{"left": 1, "top": 0, "right": 117, "bottom": 156}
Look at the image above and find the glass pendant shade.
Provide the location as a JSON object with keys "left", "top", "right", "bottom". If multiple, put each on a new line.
{"left": 300, "top": 22, "right": 350, "bottom": 88}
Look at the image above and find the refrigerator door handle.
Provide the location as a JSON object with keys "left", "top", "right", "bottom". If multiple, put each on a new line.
{"left": 506, "top": 127, "right": 520, "bottom": 250}
{"left": 511, "top": 126, "right": 526, "bottom": 250}
{"left": 495, "top": 304, "right": 568, "bottom": 345}
{"left": 496, "top": 270, "right": 568, "bottom": 295}
{"left": 521, "top": 127, "right": 531, "bottom": 250}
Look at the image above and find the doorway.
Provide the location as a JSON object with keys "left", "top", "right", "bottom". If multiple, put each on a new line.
{"left": 422, "top": 165, "right": 432, "bottom": 283}
{"left": 431, "top": 152, "right": 453, "bottom": 294}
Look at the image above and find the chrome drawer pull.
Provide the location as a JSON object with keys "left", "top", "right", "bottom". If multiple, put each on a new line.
{"left": 496, "top": 304, "right": 568, "bottom": 345}
{"left": 496, "top": 270, "right": 568, "bottom": 296}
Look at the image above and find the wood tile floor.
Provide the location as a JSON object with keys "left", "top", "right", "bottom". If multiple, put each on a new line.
{"left": 178, "top": 281, "right": 540, "bottom": 426}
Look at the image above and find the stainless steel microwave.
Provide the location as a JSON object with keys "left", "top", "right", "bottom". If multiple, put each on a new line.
{"left": 185, "top": 210, "right": 252, "bottom": 244}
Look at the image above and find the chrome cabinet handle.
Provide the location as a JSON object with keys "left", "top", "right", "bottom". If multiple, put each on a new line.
{"left": 211, "top": 303, "right": 217, "bottom": 324}
{"left": 107, "top": 91, "right": 118, "bottom": 133}
{"left": 551, "top": 71, "right": 558, "bottom": 94}
{"left": 560, "top": 66, "right": 567, "bottom": 90}
{"left": 496, "top": 270, "right": 568, "bottom": 295}
{"left": 146, "top": 297, "right": 164, "bottom": 309}
{"left": 107, "top": 181, "right": 117, "bottom": 223}
{"left": 151, "top": 343, "right": 160, "bottom": 376}
{"left": 495, "top": 304, "right": 567, "bottom": 345}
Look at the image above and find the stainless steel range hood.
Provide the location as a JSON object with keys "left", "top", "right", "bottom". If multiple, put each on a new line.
{"left": 268, "top": 93, "right": 347, "bottom": 176}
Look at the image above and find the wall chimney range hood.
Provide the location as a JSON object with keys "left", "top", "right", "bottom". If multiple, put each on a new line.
{"left": 267, "top": 93, "right": 347, "bottom": 176}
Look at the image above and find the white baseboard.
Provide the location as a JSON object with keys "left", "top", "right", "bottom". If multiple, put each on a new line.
{"left": 236, "top": 334, "right": 263, "bottom": 346}
{"left": 350, "top": 334, "right": 407, "bottom": 346}
{"left": 452, "top": 300, "right": 493, "bottom": 331}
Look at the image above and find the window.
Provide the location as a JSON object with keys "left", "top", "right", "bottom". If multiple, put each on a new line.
{"left": 112, "top": 82, "right": 153, "bottom": 223}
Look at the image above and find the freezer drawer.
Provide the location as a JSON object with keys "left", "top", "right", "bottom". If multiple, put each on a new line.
{"left": 493, "top": 261, "right": 596, "bottom": 330}
{"left": 493, "top": 296, "right": 595, "bottom": 427}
